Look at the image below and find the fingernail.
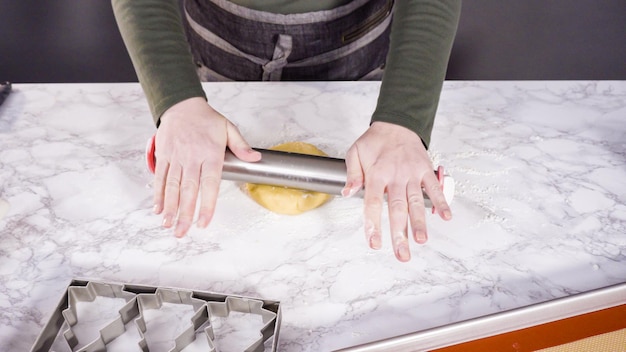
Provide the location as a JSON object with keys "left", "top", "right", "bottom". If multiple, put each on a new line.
{"left": 415, "top": 231, "right": 428, "bottom": 244}
{"left": 369, "top": 234, "right": 382, "bottom": 249}
{"left": 365, "top": 221, "right": 382, "bottom": 249}
{"left": 397, "top": 244, "right": 410, "bottom": 261}
{"left": 175, "top": 222, "right": 189, "bottom": 238}
{"left": 341, "top": 183, "right": 353, "bottom": 197}
{"left": 153, "top": 204, "right": 161, "bottom": 214}
{"left": 162, "top": 215, "right": 173, "bottom": 228}
{"left": 197, "top": 215, "right": 208, "bottom": 228}
{"left": 443, "top": 209, "right": 452, "bottom": 220}
{"left": 249, "top": 148, "right": 261, "bottom": 157}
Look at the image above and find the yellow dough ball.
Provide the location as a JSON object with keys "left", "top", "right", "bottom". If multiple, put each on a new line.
{"left": 245, "top": 142, "right": 333, "bottom": 215}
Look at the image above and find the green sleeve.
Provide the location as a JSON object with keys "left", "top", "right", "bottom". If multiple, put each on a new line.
{"left": 111, "top": 0, "right": 206, "bottom": 126}
{"left": 372, "top": 0, "right": 461, "bottom": 148}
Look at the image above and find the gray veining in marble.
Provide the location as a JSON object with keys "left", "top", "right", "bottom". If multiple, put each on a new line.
{"left": 0, "top": 81, "right": 625, "bottom": 351}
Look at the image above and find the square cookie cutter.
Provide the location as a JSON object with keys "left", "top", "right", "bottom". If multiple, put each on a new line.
{"left": 30, "top": 279, "right": 282, "bottom": 352}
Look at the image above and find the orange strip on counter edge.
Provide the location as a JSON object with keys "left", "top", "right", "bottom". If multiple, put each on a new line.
{"left": 431, "top": 304, "right": 626, "bottom": 352}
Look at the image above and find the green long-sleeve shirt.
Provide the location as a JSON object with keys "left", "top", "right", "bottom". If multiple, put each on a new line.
{"left": 111, "top": 0, "right": 460, "bottom": 147}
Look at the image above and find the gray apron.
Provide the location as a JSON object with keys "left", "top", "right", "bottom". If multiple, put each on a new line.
{"left": 182, "top": 0, "right": 394, "bottom": 81}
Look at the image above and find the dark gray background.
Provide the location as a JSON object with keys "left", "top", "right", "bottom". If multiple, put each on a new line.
{"left": 1, "top": 0, "right": 624, "bottom": 83}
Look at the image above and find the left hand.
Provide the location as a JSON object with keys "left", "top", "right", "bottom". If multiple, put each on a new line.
{"left": 343, "top": 121, "right": 452, "bottom": 262}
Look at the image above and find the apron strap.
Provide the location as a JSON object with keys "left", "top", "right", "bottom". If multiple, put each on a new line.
{"left": 263, "top": 34, "right": 293, "bottom": 81}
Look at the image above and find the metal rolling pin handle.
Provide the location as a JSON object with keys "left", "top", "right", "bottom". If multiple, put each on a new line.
{"left": 222, "top": 149, "right": 455, "bottom": 208}
{"left": 145, "top": 135, "right": 455, "bottom": 207}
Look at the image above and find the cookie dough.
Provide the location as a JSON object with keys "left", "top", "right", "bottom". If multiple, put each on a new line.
{"left": 245, "top": 142, "right": 332, "bottom": 215}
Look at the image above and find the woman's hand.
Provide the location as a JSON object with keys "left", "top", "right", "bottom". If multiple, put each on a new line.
{"left": 343, "top": 121, "right": 452, "bottom": 262}
{"left": 153, "top": 97, "right": 261, "bottom": 237}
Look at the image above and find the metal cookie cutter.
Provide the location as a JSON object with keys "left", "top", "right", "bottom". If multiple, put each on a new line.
{"left": 61, "top": 281, "right": 138, "bottom": 351}
{"left": 133, "top": 287, "right": 212, "bottom": 352}
{"left": 204, "top": 296, "right": 280, "bottom": 352}
{"left": 30, "top": 279, "right": 282, "bottom": 352}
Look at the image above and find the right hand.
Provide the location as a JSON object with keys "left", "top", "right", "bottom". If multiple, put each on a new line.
{"left": 153, "top": 97, "right": 261, "bottom": 237}
{"left": 343, "top": 122, "right": 452, "bottom": 262}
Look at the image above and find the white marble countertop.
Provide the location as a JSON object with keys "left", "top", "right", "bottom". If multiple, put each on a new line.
{"left": 0, "top": 81, "right": 625, "bottom": 351}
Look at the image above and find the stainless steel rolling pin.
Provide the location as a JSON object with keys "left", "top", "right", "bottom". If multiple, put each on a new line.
{"left": 222, "top": 148, "right": 455, "bottom": 206}
{"left": 223, "top": 148, "right": 348, "bottom": 195}
{"left": 146, "top": 136, "right": 454, "bottom": 206}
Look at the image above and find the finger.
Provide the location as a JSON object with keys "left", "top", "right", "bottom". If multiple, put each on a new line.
{"left": 407, "top": 180, "right": 428, "bottom": 244}
{"left": 363, "top": 175, "right": 385, "bottom": 250}
{"left": 342, "top": 146, "right": 364, "bottom": 198}
{"left": 153, "top": 157, "right": 170, "bottom": 215}
{"left": 226, "top": 121, "right": 261, "bottom": 162}
{"left": 196, "top": 158, "right": 222, "bottom": 229}
{"left": 387, "top": 183, "right": 411, "bottom": 262}
{"left": 174, "top": 164, "right": 201, "bottom": 238}
{"left": 162, "top": 163, "right": 182, "bottom": 229}
{"left": 423, "top": 172, "right": 452, "bottom": 220}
